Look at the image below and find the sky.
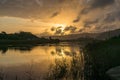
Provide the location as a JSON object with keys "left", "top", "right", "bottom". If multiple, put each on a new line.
{"left": 0, "top": 0, "right": 120, "bottom": 35}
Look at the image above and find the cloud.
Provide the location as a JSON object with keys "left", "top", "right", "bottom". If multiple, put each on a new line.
{"left": 73, "top": 16, "right": 80, "bottom": 23}
{"left": 64, "top": 26, "right": 77, "bottom": 33}
{"left": 80, "top": 8, "right": 90, "bottom": 15}
{"left": 84, "top": 19, "right": 99, "bottom": 27}
{"left": 0, "top": 0, "right": 120, "bottom": 34}
{"left": 51, "top": 27, "right": 56, "bottom": 31}
{"left": 79, "top": 28, "right": 84, "bottom": 33}
{"left": 90, "top": 0, "right": 115, "bottom": 8}
{"left": 103, "top": 10, "right": 120, "bottom": 23}
{"left": 73, "top": 0, "right": 120, "bottom": 33}
{"left": 103, "top": 13, "right": 116, "bottom": 23}
{"left": 0, "top": 0, "right": 70, "bottom": 19}
{"left": 79, "top": 25, "right": 96, "bottom": 33}
{"left": 51, "top": 26, "right": 64, "bottom": 35}
{"left": 0, "top": 0, "right": 7, "bottom": 4}
{"left": 35, "top": 0, "right": 44, "bottom": 6}
{"left": 79, "top": 0, "right": 114, "bottom": 15}
{"left": 74, "top": 0, "right": 115, "bottom": 24}
{"left": 50, "top": 11, "right": 60, "bottom": 18}
{"left": 50, "top": 25, "right": 77, "bottom": 35}
{"left": 55, "top": 29, "right": 63, "bottom": 35}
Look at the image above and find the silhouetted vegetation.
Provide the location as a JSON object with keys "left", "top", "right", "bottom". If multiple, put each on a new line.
{"left": 0, "top": 31, "right": 60, "bottom": 45}
{"left": 0, "top": 31, "right": 39, "bottom": 40}
{"left": 84, "top": 35, "right": 120, "bottom": 80}
{"left": 45, "top": 48, "right": 86, "bottom": 80}
{"left": 0, "top": 69, "right": 5, "bottom": 80}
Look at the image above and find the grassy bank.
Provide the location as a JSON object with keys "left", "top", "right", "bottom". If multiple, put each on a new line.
{"left": 84, "top": 37, "right": 120, "bottom": 80}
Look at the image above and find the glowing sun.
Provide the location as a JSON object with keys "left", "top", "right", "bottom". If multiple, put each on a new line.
{"left": 54, "top": 24, "right": 66, "bottom": 31}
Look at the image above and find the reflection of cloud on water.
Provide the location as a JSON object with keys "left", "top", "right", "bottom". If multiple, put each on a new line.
{"left": 50, "top": 46, "right": 80, "bottom": 57}
{"left": 0, "top": 44, "right": 86, "bottom": 80}
{"left": 46, "top": 48, "right": 85, "bottom": 80}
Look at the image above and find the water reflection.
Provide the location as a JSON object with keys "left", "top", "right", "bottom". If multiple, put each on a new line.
{"left": 46, "top": 46, "right": 85, "bottom": 80}
{"left": 0, "top": 44, "right": 91, "bottom": 80}
{"left": 50, "top": 46, "right": 81, "bottom": 57}
{"left": 0, "top": 47, "right": 8, "bottom": 54}
{"left": 0, "top": 45, "right": 36, "bottom": 54}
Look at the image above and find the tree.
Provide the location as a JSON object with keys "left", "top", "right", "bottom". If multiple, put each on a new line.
{"left": 1, "top": 31, "right": 7, "bottom": 35}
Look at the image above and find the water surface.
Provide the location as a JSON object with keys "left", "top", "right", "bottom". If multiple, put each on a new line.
{"left": 0, "top": 43, "right": 86, "bottom": 80}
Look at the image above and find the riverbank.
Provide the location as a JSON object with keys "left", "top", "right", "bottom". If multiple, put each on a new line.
{"left": 107, "top": 66, "right": 120, "bottom": 80}
{"left": 84, "top": 37, "right": 120, "bottom": 80}
{"left": 0, "top": 39, "right": 60, "bottom": 45}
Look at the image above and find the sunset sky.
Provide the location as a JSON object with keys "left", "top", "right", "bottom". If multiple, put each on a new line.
{"left": 0, "top": 0, "right": 120, "bottom": 35}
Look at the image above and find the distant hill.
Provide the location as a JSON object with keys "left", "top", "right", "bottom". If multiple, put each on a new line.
{"left": 0, "top": 31, "right": 39, "bottom": 40}
{"left": 37, "top": 33, "right": 98, "bottom": 40}
{"left": 38, "top": 29, "right": 120, "bottom": 40}
{"left": 96, "top": 29, "right": 120, "bottom": 40}
{"left": 0, "top": 31, "right": 60, "bottom": 44}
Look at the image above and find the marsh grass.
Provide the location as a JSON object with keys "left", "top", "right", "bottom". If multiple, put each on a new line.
{"left": 0, "top": 69, "right": 5, "bottom": 80}
{"left": 84, "top": 37, "right": 120, "bottom": 80}
{"left": 45, "top": 51, "right": 85, "bottom": 80}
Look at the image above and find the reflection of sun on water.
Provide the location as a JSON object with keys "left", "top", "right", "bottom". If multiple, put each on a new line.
{"left": 61, "top": 49, "right": 65, "bottom": 56}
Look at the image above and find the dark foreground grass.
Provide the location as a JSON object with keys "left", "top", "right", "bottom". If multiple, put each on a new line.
{"left": 84, "top": 37, "right": 120, "bottom": 80}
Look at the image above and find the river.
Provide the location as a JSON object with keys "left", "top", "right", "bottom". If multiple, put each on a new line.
{"left": 0, "top": 42, "right": 111, "bottom": 80}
